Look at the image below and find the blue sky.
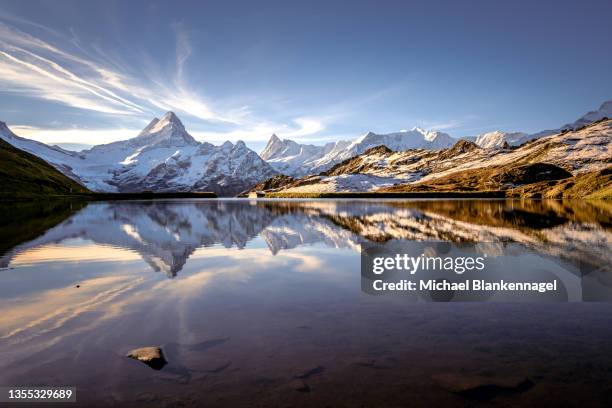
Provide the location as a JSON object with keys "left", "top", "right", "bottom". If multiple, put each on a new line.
{"left": 0, "top": 0, "right": 611, "bottom": 151}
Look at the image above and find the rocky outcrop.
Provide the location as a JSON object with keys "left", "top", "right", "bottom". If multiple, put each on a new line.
{"left": 436, "top": 139, "right": 481, "bottom": 161}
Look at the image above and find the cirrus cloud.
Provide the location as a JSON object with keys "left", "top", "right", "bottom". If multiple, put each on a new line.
{"left": 0, "top": 19, "right": 330, "bottom": 145}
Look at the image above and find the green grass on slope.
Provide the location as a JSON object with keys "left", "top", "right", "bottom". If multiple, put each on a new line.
{"left": 0, "top": 138, "right": 90, "bottom": 195}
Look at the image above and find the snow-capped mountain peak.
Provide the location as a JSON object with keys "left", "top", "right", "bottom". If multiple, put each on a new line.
{"left": 263, "top": 127, "right": 456, "bottom": 177}
{"left": 148, "top": 111, "right": 184, "bottom": 133}
{"left": 356, "top": 131, "right": 376, "bottom": 143}
{"left": 1, "top": 113, "right": 277, "bottom": 195}
{"left": 261, "top": 100, "right": 612, "bottom": 175}
{"left": 268, "top": 133, "right": 281, "bottom": 145}
{"left": 412, "top": 126, "right": 432, "bottom": 138}
{"left": 355, "top": 128, "right": 453, "bottom": 148}
{"left": 134, "top": 111, "right": 198, "bottom": 147}
{"left": 261, "top": 133, "right": 292, "bottom": 160}
{"left": 475, "top": 130, "right": 528, "bottom": 149}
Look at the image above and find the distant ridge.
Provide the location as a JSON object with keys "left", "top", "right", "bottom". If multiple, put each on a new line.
{"left": 261, "top": 99, "right": 612, "bottom": 174}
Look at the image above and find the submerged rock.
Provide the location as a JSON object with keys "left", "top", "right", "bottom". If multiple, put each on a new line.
{"left": 127, "top": 346, "right": 167, "bottom": 370}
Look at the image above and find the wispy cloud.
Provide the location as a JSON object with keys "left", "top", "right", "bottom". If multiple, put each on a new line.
{"left": 426, "top": 120, "right": 462, "bottom": 131}
{"left": 0, "top": 21, "right": 239, "bottom": 122}
{"left": 0, "top": 23, "right": 146, "bottom": 115}
{"left": 140, "top": 24, "right": 245, "bottom": 124}
{"left": 0, "top": 18, "right": 330, "bottom": 144}
{"left": 284, "top": 117, "right": 325, "bottom": 137}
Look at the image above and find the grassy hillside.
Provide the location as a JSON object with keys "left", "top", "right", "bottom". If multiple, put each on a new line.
{"left": 0, "top": 138, "right": 90, "bottom": 196}
{"left": 508, "top": 166, "right": 612, "bottom": 199}
{"left": 381, "top": 163, "right": 612, "bottom": 200}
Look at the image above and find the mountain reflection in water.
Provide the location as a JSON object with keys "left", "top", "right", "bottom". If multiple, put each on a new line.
{"left": 0, "top": 199, "right": 611, "bottom": 408}
{"left": 1, "top": 199, "right": 610, "bottom": 277}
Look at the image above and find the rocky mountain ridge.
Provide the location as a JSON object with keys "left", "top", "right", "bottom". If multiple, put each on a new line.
{"left": 254, "top": 119, "right": 611, "bottom": 198}
{"left": 261, "top": 100, "right": 612, "bottom": 176}
{"left": 261, "top": 127, "right": 456, "bottom": 177}
{"left": 0, "top": 112, "right": 277, "bottom": 196}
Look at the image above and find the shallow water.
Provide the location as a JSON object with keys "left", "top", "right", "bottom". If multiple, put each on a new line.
{"left": 0, "top": 199, "right": 611, "bottom": 407}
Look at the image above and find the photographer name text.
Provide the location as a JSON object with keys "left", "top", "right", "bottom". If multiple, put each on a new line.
{"left": 372, "top": 279, "right": 558, "bottom": 293}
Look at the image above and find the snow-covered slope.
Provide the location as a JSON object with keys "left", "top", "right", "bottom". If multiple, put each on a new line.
{"left": 476, "top": 99, "right": 612, "bottom": 148}
{"left": 0, "top": 120, "right": 95, "bottom": 187}
{"left": 261, "top": 127, "right": 455, "bottom": 176}
{"left": 270, "top": 119, "right": 611, "bottom": 193}
{"left": 0, "top": 112, "right": 277, "bottom": 196}
{"left": 260, "top": 134, "right": 346, "bottom": 176}
{"left": 475, "top": 131, "right": 528, "bottom": 149}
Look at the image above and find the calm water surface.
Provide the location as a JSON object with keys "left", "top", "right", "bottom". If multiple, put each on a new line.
{"left": 0, "top": 199, "right": 611, "bottom": 407}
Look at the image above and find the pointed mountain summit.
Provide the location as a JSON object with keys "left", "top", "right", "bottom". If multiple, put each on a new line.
{"left": 268, "top": 133, "right": 281, "bottom": 144}
{"left": 147, "top": 111, "right": 185, "bottom": 133}
{"left": 135, "top": 111, "right": 197, "bottom": 147}
{"left": 260, "top": 133, "right": 331, "bottom": 175}
{"left": 260, "top": 134, "right": 286, "bottom": 160}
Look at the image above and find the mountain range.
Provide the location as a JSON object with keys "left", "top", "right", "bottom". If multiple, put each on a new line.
{"left": 0, "top": 112, "right": 276, "bottom": 196}
{"left": 261, "top": 127, "right": 455, "bottom": 176}
{"left": 0, "top": 100, "right": 610, "bottom": 197}
{"left": 261, "top": 100, "right": 612, "bottom": 177}
{"left": 255, "top": 119, "right": 611, "bottom": 198}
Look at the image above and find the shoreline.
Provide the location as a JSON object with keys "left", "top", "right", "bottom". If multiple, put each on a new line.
{"left": 4, "top": 189, "right": 611, "bottom": 201}
{"left": 261, "top": 191, "right": 506, "bottom": 199}
{"left": 0, "top": 191, "right": 218, "bottom": 202}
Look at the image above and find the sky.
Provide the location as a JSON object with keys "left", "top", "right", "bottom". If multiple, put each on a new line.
{"left": 0, "top": 0, "right": 611, "bottom": 152}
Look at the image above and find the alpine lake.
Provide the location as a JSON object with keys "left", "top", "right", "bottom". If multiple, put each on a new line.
{"left": 0, "top": 198, "right": 611, "bottom": 407}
